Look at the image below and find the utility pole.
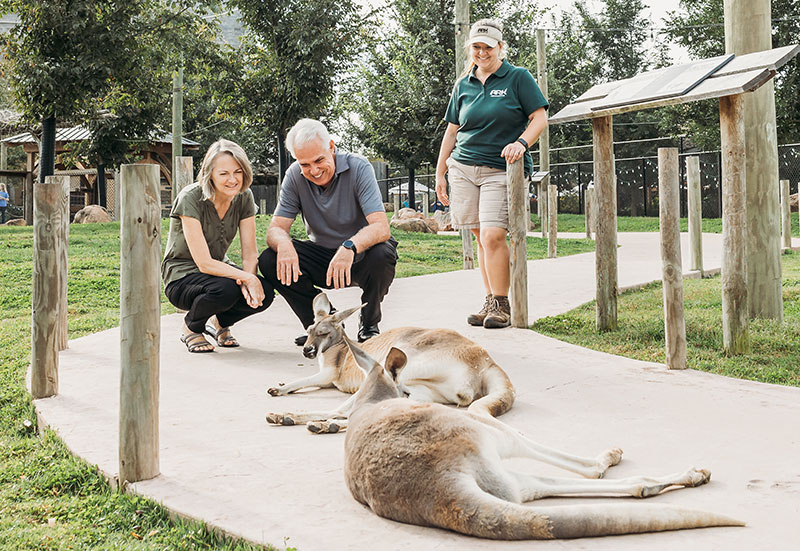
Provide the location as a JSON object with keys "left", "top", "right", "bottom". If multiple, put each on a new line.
{"left": 536, "top": 29, "right": 550, "bottom": 239}
{"left": 172, "top": 67, "right": 184, "bottom": 202}
{"left": 454, "top": 0, "right": 474, "bottom": 269}
{"left": 724, "top": 0, "right": 783, "bottom": 321}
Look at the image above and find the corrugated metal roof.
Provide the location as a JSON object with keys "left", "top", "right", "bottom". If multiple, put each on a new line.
{"left": 1, "top": 125, "right": 200, "bottom": 147}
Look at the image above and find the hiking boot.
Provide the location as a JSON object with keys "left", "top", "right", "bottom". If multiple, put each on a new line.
{"left": 467, "top": 294, "right": 493, "bottom": 326}
{"left": 483, "top": 295, "right": 511, "bottom": 329}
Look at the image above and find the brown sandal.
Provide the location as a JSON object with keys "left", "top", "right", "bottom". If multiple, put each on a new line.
{"left": 180, "top": 331, "right": 214, "bottom": 353}
{"left": 204, "top": 324, "right": 239, "bottom": 347}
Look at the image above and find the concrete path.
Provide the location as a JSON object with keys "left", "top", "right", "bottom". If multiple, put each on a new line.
{"left": 32, "top": 232, "right": 800, "bottom": 550}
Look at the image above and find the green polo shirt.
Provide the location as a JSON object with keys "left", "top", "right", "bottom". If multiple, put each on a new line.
{"left": 161, "top": 183, "right": 256, "bottom": 288}
{"left": 445, "top": 60, "right": 549, "bottom": 176}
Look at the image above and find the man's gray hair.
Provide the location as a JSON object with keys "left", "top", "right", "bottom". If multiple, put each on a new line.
{"left": 285, "top": 118, "right": 331, "bottom": 158}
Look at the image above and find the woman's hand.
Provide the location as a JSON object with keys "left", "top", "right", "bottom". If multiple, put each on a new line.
{"left": 435, "top": 174, "right": 450, "bottom": 206}
{"left": 237, "top": 274, "right": 265, "bottom": 308}
{"left": 501, "top": 140, "right": 528, "bottom": 164}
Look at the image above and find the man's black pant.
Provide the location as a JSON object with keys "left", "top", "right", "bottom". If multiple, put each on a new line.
{"left": 165, "top": 272, "right": 274, "bottom": 334}
{"left": 258, "top": 238, "right": 398, "bottom": 329}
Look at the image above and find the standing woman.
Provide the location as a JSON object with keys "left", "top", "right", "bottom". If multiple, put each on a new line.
{"left": 162, "top": 139, "right": 273, "bottom": 352}
{"left": 0, "top": 183, "right": 9, "bottom": 224}
{"left": 435, "top": 19, "right": 548, "bottom": 329}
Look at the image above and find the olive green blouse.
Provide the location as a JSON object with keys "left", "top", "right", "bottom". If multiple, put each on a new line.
{"left": 161, "top": 183, "right": 256, "bottom": 288}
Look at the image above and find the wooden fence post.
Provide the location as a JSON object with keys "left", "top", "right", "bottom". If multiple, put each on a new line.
{"left": 547, "top": 183, "right": 557, "bottom": 258}
{"left": 781, "top": 179, "right": 792, "bottom": 250}
{"left": 593, "top": 115, "right": 618, "bottom": 331}
{"left": 687, "top": 156, "right": 704, "bottom": 275}
{"left": 719, "top": 94, "right": 750, "bottom": 354}
{"left": 393, "top": 193, "right": 400, "bottom": 215}
{"left": 49, "top": 176, "right": 70, "bottom": 352}
{"left": 173, "top": 156, "right": 193, "bottom": 197}
{"left": 119, "top": 163, "right": 161, "bottom": 484}
{"left": 507, "top": 159, "right": 528, "bottom": 327}
{"left": 584, "top": 187, "right": 593, "bottom": 239}
{"left": 659, "top": 148, "right": 687, "bottom": 370}
{"left": 460, "top": 229, "right": 475, "bottom": 269}
{"left": 31, "top": 178, "right": 69, "bottom": 398}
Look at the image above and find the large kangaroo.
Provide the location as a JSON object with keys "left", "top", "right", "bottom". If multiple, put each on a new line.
{"left": 266, "top": 292, "right": 515, "bottom": 433}
{"left": 343, "top": 337, "right": 745, "bottom": 539}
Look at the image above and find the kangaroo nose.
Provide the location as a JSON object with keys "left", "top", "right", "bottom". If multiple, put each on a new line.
{"left": 303, "top": 344, "right": 317, "bottom": 359}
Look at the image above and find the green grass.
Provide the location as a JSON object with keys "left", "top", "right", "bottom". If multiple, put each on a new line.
{"left": 0, "top": 216, "right": 593, "bottom": 550}
{"left": 532, "top": 212, "right": 800, "bottom": 236}
{"left": 533, "top": 253, "right": 800, "bottom": 387}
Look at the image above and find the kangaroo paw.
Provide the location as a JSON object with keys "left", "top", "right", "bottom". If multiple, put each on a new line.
{"left": 307, "top": 420, "right": 343, "bottom": 434}
{"left": 266, "top": 413, "right": 295, "bottom": 426}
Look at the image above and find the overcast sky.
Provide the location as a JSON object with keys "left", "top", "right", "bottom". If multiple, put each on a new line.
{"left": 537, "top": 0, "right": 682, "bottom": 25}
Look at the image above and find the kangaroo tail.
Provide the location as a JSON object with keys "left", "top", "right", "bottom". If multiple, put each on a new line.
{"left": 434, "top": 490, "right": 744, "bottom": 540}
{"left": 468, "top": 359, "right": 516, "bottom": 418}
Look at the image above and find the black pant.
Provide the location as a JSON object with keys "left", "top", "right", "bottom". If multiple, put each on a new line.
{"left": 165, "top": 272, "right": 274, "bottom": 334}
{"left": 258, "top": 238, "right": 398, "bottom": 329}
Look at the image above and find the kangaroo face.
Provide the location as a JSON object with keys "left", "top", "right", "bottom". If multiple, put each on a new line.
{"left": 302, "top": 316, "right": 345, "bottom": 359}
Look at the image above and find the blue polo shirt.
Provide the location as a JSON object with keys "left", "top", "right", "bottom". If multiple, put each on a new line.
{"left": 445, "top": 60, "right": 549, "bottom": 176}
{"left": 274, "top": 151, "right": 385, "bottom": 249}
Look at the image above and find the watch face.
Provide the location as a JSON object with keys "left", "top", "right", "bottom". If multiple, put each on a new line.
{"left": 343, "top": 240, "right": 355, "bottom": 251}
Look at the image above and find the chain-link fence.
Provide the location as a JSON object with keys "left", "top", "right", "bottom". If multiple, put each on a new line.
{"left": 546, "top": 143, "right": 800, "bottom": 217}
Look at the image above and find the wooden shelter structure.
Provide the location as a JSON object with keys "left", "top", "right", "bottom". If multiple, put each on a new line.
{"left": 1, "top": 126, "right": 200, "bottom": 219}
{"left": 547, "top": 44, "right": 800, "bottom": 353}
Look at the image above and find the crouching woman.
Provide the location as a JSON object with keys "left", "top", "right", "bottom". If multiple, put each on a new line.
{"left": 162, "top": 139, "right": 273, "bottom": 352}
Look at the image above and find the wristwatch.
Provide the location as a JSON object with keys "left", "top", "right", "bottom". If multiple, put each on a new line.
{"left": 342, "top": 239, "right": 357, "bottom": 254}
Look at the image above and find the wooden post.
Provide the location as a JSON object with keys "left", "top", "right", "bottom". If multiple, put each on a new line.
{"left": 781, "top": 179, "right": 792, "bottom": 249}
{"left": 719, "top": 94, "right": 750, "bottom": 354}
{"left": 593, "top": 116, "right": 618, "bottom": 331}
{"left": 658, "top": 148, "right": 687, "bottom": 370}
{"left": 724, "top": 0, "right": 782, "bottom": 321}
{"left": 259, "top": 198, "right": 267, "bottom": 217}
{"left": 547, "top": 183, "right": 557, "bottom": 258}
{"left": 507, "top": 159, "right": 528, "bottom": 327}
{"left": 422, "top": 195, "right": 429, "bottom": 217}
{"left": 687, "top": 156, "right": 704, "bottom": 274}
{"left": 454, "top": 0, "right": 474, "bottom": 270}
{"left": 25, "top": 152, "right": 34, "bottom": 225}
{"left": 48, "top": 176, "right": 70, "bottom": 352}
{"left": 393, "top": 193, "right": 400, "bottom": 214}
{"left": 114, "top": 169, "right": 121, "bottom": 221}
{"left": 537, "top": 29, "right": 549, "bottom": 239}
{"left": 584, "top": 187, "right": 593, "bottom": 239}
{"left": 119, "top": 164, "right": 161, "bottom": 484}
{"left": 171, "top": 67, "right": 183, "bottom": 203}
{"left": 173, "top": 156, "right": 193, "bottom": 197}
{"left": 31, "top": 178, "right": 69, "bottom": 398}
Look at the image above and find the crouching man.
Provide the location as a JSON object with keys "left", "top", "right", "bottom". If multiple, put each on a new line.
{"left": 258, "top": 118, "right": 398, "bottom": 344}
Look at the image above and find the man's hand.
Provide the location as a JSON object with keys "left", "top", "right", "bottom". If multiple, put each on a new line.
{"left": 236, "top": 274, "right": 265, "bottom": 309}
{"left": 276, "top": 241, "right": 302, "bottom": 286}
{"left": 326, "top": 247, "right": 354, "bottom": 289}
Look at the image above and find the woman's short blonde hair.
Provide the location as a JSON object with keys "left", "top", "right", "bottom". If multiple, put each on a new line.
{"left": 198, "top": 139, "right": 253, "bottom": 201}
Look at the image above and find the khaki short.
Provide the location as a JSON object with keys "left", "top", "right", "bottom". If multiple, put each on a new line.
{"left": 446, "top": 157, "right": 508, "bottom": 229}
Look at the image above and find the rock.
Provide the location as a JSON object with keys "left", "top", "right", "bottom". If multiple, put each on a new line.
{"left": 395, "top": 207, "right": 423, "bottom": 220}
{"left": 384, "top": 202, "right": 394, "bottom": 212}
{"left": 432, "top": 210, "right": 453, "bottom": 231}
{"left": 423, "top": 217, "right": 440, "bottom": 233}
{"left": 390, "top": 217, "right": 435, "bottom": 233}
{"left": 4, "top": 218, "right": 26, "bottom": 226}
{"left": 790, "top": 192, "right": 798, "bottom": 213}
{"left": 73, "top": 205, "right": 112, "bottom": 223}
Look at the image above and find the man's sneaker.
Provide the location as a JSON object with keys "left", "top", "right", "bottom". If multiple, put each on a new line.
{"left": 467, "top": 294, "right": 493, "bottom": 326}
{"left": 483, "top": 295, "right": 511, "bottom": 329}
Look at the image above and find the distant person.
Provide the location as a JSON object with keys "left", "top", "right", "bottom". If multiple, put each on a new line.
{"left": 0, "top": 183, "right": 8, "bottom": 223}
{"left": 259, "top": 118, "right": 397, "bottom": 344}
{"left": 402, "top": 199, "right": 409, "bottom": 208}
{"left": 431, "top": 199, "right": 444, "bottom": 212}
{"left": 435, "top": 18, "right": 548, "bottom": 329}
{"left": 162, "top": 139, "right": 273, "bottom": 353}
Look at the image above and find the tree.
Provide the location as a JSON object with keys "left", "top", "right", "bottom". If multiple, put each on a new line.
{"left": 226, "top": 0, "right": 361, "bottom": 178}
{"left": 662, "top": 0, "right": 800, "bottom": 146}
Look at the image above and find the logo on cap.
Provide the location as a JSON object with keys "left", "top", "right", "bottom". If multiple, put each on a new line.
{"left": 477, "top": 27, "right": 488, "bottom": 33}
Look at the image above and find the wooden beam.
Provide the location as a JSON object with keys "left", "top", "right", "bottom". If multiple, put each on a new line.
{"left": 547, "top": 183, "right": 557, "bottom": 258}
{"left": 584, "top": 188, "right": 592, "bottom": 239}
{"left": 119, "top": 163, "right": 161, "bottom": 484}
{"left": 537, "top": 29, "right": 549, "bottom": 238}
{"left": 31, "top": 178, "right": 69, "bottom": 398}
{"left": 173, "top": 156, "right": 193, "bottom": 198}
{"left": 507, "top": 159, "right": 528, "bottom": 328}
{"left": 781, "top": 179, "right": 792, "bottom": 250}
{"left": 719, "top": 94, "right": 750, "bottom": 354}
{"left": 686, "top": 156, "right": 704, "bottom": 274}
{"left": 593, "top": 115, "right": 618, "bottom": 331}
{"left": 658, "top": 148, "right": 687, "bottom": 370}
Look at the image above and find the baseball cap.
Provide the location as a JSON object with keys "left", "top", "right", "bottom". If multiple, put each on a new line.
{"left": 467, "top": 22, "right": 503, "bottom": 47}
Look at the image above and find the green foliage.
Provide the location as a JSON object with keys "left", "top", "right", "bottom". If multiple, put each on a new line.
{"left": 660, "top": 0, "right": 800, "bottom": 148}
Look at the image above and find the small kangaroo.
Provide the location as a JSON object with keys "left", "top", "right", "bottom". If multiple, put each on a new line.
{"left": 342, "top": 337, "right": 745, "bottom": 539}
{"left": 266, "top": 292, "right": 515, "bottom": 433}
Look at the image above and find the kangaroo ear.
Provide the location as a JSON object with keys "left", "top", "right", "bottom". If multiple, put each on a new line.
{"left": 331, "top": 304, "right": 363, "bottom": 325}
{"left": 312, "top": 292, "right": 332, "bottom": 321}
{"left": 343, "top": 335, "right": 382, "bottom": 375}
{"left": 384, "top": 347, "right": 407, "bottom": 381}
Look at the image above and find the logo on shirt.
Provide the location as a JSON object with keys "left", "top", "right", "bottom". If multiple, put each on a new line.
{"left": 490, "top": 88, "right": 508, "bottom": 98}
